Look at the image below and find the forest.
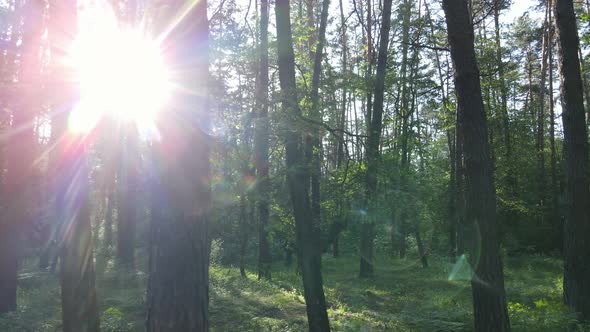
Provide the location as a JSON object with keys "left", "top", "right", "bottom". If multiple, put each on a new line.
{"left": 0, "top": 0, "right": 590, "bottom": 331}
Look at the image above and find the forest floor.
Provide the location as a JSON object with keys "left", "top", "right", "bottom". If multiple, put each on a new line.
{"left": 1, "top": 253, "right": 589, "bottom": 331}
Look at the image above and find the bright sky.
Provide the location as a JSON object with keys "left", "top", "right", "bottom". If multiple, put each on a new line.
{"left": 503, "top": 0, "right": 540, "bottom": 24}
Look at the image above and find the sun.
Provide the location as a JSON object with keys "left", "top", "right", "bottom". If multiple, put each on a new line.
{"left": 67, "top": 5, "right": 171, "bottom": 134}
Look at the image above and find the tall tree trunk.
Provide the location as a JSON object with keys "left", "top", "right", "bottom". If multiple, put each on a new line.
{"left": 397, "top": 0, "right": 412, "bottom": 259}
{"left": 255, "top": 0, "right": 272, "bottom": 281}
{"left": 46, "top": 2, "right": 101, "bottom": 330}
{"left": 365, "top": 0, "right": 374, "bottom": 131}
{"left": 548, "top": 0, "right": 559, "bottom": 238}
{"left": 104, "top": 192, "right": 114, "bottom": 250}
{"left": 333, "top": 0, "right": 349, "bottom": 258}
{"left": 146, "top": 2, "right": 211, "bottom": 330}
{"left": 455, "top": 105, "right": 466, "bottom": 257}
{"left": 425, "top": 0, "right": 455, "bottom": 259}
{"left": 116, "top": 128, "right": 139, "bottom": 270}
{"left": 0, "top": 0, "right": 42, "bottom": 313}
{"left": 578, "top": 48, "right": 590, "bottom": 125}
{"left": 337, "top": 0, "right": 348, "bottom": 171}
{"left": 360, "top": 0, "right": 393, "bottom": 278}
{"left": 58, "top": 146, "right": 101, "bottom": 332}
{"left": 493, "top": 2, "right": 515, "bottom": 196}
{"left": 537, "top": 2, "right": 550, "bottom": 209}
{"left": 239, "top": 193, "right": 248, "bottom": 278}
{"left": 308, "top": 0, "right": 330, "bottom": 247}
{"left": 275, "top": 0, "right": 330, "bottom": 329}
{"left": 447, "top": 117, "right": 459, "bottom": 260}
{"left": 443, "top": 1, "right": 511, "bottom": 330}
{"left": 554, "top": 0, "right": 590, "bottom": 319}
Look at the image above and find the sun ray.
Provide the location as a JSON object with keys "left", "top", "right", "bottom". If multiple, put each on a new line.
{"left": 152, "top": 0, "right": 202, "bottom": 45}
{"left": 65, "top": 2, "right": 172, "bottom": 134}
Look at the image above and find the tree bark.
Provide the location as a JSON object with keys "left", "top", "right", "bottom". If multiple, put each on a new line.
{"left": 553, "top": 0, "right": 590, "bottom": 319}
{"left": 275, "top": 0, "right": 331, "bottom": 329}
{"left": 146, "top": 1, "right": 211, "bottom": 330}
{"left": 443, "top": 1, "right": 511, "bottom": 330}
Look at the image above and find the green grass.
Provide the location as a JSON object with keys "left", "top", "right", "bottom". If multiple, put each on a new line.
{"left": 1, "top": 254, "right": 588, "bottom": 331}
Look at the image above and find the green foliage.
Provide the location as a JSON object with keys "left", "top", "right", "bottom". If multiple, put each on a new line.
{"left": 101, "top": 307, "right": 134, "bottom": 332}
{"left": 4, "top": 254, "right": 589, "bottom": 331}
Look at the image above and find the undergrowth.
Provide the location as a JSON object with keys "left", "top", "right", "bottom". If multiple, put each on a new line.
{"left": 0, "top": 254, "right": 588, "bottom": 331}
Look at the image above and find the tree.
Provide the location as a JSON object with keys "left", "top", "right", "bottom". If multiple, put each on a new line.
{"left": 275, "top": 0, "right": 331, "bottom": 328}
{"left": 116, "top": 126, "right": 139, "bottom": 270}
{"left": 359, "top": 0, "right": 393, "bottom": 278}
{"left": 307, "top": 0, "right": 330, "bottom": 253}
{"left": 493, "top": 0, "right": 515, "bottom": 196}
{"left": 255, "top": 0, "right": 272, "bottom": 281}
{"left": 58, "top": 142, "right": 101, "bottom": 332}
{"left": 553, "top": 0, "right": 590, "bottom": 319}
{"left": 47, "top": 1, "right": 101, "bottom": 330}
{"left": 145, "top": 1, "right": 211, "bottom": 330}
{"left": 442, "top": 0, "right": 511, "bottom": 330}
{"left": 0, "top": 0, "right": 42, "bottom": 313}
{"left": 396, "top": 0, "right": 412, "bottom": 259}
{"left": 116, "top": 125, "right": 140, "bottom": 270}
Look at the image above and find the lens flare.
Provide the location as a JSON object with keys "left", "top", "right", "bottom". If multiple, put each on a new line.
{"left": 67, "top": 4, "right": 171, "bottom": 133}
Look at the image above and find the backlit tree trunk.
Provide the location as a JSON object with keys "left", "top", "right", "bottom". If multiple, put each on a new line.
{"left": 47, "top": 1, "right": 101, "bottom": 331}
{"left": 0, "top": 0, "right": 42, "bottom": 313}
{"left": 145, "top": 1, "right": 211, "bottom": 330}
{"left": 58, "top": 145, "right": 101, "bottom": 332}
{"left": 116, "top": 127, "right": 139, "bottom": 270}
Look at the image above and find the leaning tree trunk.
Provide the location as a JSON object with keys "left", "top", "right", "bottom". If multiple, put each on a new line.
{"left": 442, "top": 0, "right": 511, "bottom": 331}
{"left": 275, "top": 0, "right": 331, "bottom": 329}
{"left": 145, "top": 1, "right": 211, "bottom": 330}
{"left": 553, "top": 0, "right": 590, "bottom": 319}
